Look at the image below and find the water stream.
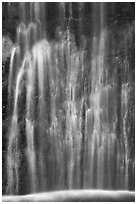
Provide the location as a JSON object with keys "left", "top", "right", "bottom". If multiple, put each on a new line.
{"left": 4, "top": 2, "right": 134, "bottom": 195}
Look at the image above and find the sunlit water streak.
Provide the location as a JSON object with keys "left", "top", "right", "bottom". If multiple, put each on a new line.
{"left": 5, "top": 2, "right": 134, "bottom": 195}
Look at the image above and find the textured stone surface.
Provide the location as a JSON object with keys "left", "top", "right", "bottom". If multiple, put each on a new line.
{"left": 2, "top": 36, "right": 13, "bottom": 62}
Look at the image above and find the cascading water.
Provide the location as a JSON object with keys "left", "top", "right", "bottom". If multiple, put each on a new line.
{"left": 3, "top": 2, "right": 134, "bottom": 197}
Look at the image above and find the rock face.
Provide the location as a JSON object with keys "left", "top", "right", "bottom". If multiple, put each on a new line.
{"left": 2, "top": 36, "right": 13, "bottom": 61}
{"left": 2, "top": 3, "right": 135, "bottom": 196}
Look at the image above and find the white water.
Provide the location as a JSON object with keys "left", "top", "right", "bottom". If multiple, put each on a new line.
{"left": 6, "top": 3, "right": 133, "bottom": 195}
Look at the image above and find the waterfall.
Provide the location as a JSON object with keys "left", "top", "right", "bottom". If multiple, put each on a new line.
{"left": 4, "top": 2, "right": 134, "bottom": 195}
